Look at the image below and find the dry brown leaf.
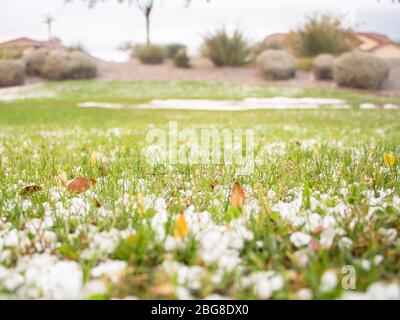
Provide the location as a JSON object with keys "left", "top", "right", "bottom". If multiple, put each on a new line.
{"left": 150, "top": 283, "right": 174, "bottom": 297}
{"left": 67, "top": 177, "right": 96, "bottom": 194}
{"left": 98, "top": 165, "right": 108, "bottom": 177}
{"left": 229, "top": 182, "right": 246, "bottom": 209}
{"left": 210, "top": 179, "right": 218, "bottom": 190}
{"left": 19, "top": 185, "right": 42, "bottom": 196}
{"left": 93, "top": 198, "right": 102, "bottom": 208}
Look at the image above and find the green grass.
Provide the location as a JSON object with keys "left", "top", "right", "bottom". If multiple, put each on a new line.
{"left": 1, "top": 79, "right": 400, "bottom": 107}
{"left": 0, "top": 80, "right": 399, "bottom": 300}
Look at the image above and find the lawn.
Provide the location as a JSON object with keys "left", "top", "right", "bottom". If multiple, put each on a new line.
{"left": 0, "top": 80, "right": 399, "bottom": 300}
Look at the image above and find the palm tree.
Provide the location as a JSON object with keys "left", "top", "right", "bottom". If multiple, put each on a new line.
{"left": 43, "top": 10, "right": 55, "bottom": 41}
{"left": 135, "top": 0, "right": 154, "bottom": 45}
{"left": 67, "top": 0, "right": 209, "bottom": 46}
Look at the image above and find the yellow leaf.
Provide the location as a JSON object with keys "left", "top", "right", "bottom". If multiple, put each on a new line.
{"left": 229, "top": 182, "right": 246, "bottom": 209}
{"left": 173, "top": 214, "right": 189, "bottom": 238}
{"left": 384, "top": 154, "right": 396, "bottom": 167}
{"left": 125, "top": 234, "right": 138, "bottom": 245}
{"left": 90, "top": 152, "right": 97, "bottom": 166}
{"left": 313, "top": 146, "right": 320, "bottom": 159}
{"left": 137, "top": 192, "right": 143, "bottom": 207}
{"left": 137, "top": 192, "right": 144, "bottom": 215}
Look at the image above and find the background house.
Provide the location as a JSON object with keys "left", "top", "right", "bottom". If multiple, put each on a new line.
{"left": 356, "top": 32, "right": 400, "bottom": 59}
{"left": 263, "top": 32, "right": 400, "bottom": 59}
{"left": 0, "top": 37, "right": 68, "bottom": 53}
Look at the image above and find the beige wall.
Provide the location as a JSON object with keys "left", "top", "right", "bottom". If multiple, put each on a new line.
{"left": 373, "top": 45, "right": 400, "bottom": 59}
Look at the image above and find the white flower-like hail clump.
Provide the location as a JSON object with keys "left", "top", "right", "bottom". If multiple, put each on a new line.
{"left": 55, "top": 197, "right": 91, "bottom": 218}
{"left": 191, "top": 209, "right": 249, "bottom": 266}
{"left": 81, "top": 227, "right": 136, "bottom": 260}
{"left": 378, "top": 228, "right": 398, "bottom": 244}
{"left": 320, "top": 270, "right": 338, "bottom": 293}
{"left": 297, "top": 288, "right": 313, "bottom": 300}
{"left": 290, "top": 232, "right": 312, "bottom": 248}
{"left": 0, "top": 125, "right": 399, "bottom": 301}
{"left": 162, "top": 260, "right": 205, "bottom": 291}
{"left": 341, "top": 282, "right": 400, "bottom": 300}
{"left": 0, "top": 254, "right": 83, "bottom": 299}
{"left": 91, "top": 260, "right": 128, "bottom": 284}
{"left": 242, "top": 271, "right": 284, "bottom": 299}
{"left": 151, "top": 198, "right": 168, "bottom": 241}
{"left": 163, "top": 206, "right": 254, "bottom": 276}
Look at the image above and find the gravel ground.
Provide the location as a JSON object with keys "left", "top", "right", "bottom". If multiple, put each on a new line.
{"left": 95, "top": 57, "right": 400, "bottom": 98}
{"left": 21, "top": 57, "right": 400, "bottom": 98}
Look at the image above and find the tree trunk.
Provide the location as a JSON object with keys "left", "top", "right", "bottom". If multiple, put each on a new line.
{"left": 145, "top": 12, "right": 150, "bottom": 45}
{"left": 47, "top": 22, "right": 52, "bottom": 41}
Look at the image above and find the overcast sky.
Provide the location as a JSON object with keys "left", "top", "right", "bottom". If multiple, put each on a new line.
{"left": 0, "top": 0, "right": 399, "bottom": 61}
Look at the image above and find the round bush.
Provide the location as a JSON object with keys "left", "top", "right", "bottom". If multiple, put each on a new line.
{"left": 165, "top": 43, "right": 186, "bottom": 59}
{"left": 41, "top": 51, "right": 97, "bottom": 81}
{"left": 174, "top": 49, "right": 191, "bottom": 68}
{"left": 333, "top": 51, "right": 390, "bottom": 90}
{"left": 132, "top": 45, "right": 166, "bottom": 65}
{"left": 257, "top": 50, "right": 297, "bottom": 80}
{"left": 0, "top": 60, "right": 25, "bottom": 87}
{"left": 313, "top": 54, "right": 335, "bottom": 80}
{"left": 23, "top": 49, "right": 49, "bottom": 76}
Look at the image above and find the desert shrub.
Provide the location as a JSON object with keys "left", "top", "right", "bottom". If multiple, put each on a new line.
{"left": 252, "top": 40, "right": 283, "bottom": 59}
{"left": 333, "top": 51, "right": 390, "bottom": 90}
{"left": 313, "top": 54, "right": 335, "bottom": 80}
{"left": 165, "top": 43, "right": 187, "bottom": 59}
{"left": 297, "top": 57, "right": 314, "bottom": 72}
{"left": 0, "top": 60, "right": 25, "bottom": 87}
{"left": 132, "top": 45, "right": 166, "bottom": 65}
{"left": 287, "top": 15, "right": 353, "bottom": 57}
{"left": 41, "top": 51, "right": 97, "bottom": 81}
{"left": 174, "top": 49, "right": 191, "bottom": 68}
{"left": 68, "top": 43, "right": 87, "bottom": 53}
{"left": 202, "top": 29, "right": 251, "bottom": 67}
{"left": 0, "top": 48, "right": 23, "bottom": 60}
{"left": 23, "top": 49, "right": 49, "bottom": 76}
{"left": 257, "top": 50, "right": 297, "bottom": 80}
